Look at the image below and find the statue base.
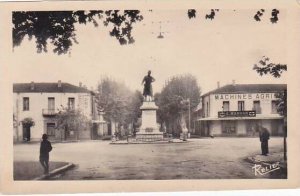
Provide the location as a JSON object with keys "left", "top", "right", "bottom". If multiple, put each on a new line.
{"left": 136, "top": 101, "right": 163, "bottom": 142}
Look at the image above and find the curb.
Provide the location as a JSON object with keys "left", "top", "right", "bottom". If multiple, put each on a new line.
{"left": 33, "top": 163, "right": 75, "bottom": 180}
{"left": 110, "top": 140, "right": 190, "bottom": 145}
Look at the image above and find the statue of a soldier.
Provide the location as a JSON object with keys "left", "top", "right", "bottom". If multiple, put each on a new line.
{"left": 142, "top": 70, "right": 155, "bottom": 101}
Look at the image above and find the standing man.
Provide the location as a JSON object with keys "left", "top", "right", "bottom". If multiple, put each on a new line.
{"left": 39, "top": 134, "right": 52, "bottom": 174}
{"left": 142, "top": 70, "right": 155, "bottom": 101}
{"left": 259, "top": 125, "right": 270, "bottom": 156}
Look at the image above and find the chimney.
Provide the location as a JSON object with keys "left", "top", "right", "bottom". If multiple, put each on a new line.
{"left": 217, "top": 81, "right": 220, "bottom": 88}
{"left": 232, "top": 80, "right": 236, "bottom": 85}
{"left": 58, "top": 80, "right": 62, "bottom": 88}
{"left": 30, "top": 81, "right": 34, "bottom": 90}
{"left": 79, "top": 82, "right": 82, "bottom": 87}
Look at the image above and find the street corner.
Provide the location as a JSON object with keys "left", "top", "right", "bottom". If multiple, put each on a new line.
{"left": 34, "top": 162, "right": 75, "bottom": 180}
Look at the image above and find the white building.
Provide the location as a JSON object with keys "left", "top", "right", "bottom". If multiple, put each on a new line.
{"left": 195, "top": 83, "right": 286, "bottom": 137}
{"left": 13, "top": 81, "right": 98, "bottom": 142}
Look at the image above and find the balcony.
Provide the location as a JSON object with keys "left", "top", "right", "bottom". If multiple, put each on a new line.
{"left": 42, "top": 109, "right": 57, "bottom": 116}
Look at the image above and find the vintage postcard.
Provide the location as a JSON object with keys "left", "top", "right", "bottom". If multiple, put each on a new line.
{"left": 0, "top": 0, "right": 300, "bottom": 194}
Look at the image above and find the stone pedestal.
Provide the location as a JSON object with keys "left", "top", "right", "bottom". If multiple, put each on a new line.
{"left": 136, "top": 101, "right": 163, "bottom": 141}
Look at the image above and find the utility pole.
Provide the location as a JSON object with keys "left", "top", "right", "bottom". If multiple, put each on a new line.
{"left": 188, "top": 98, "right": 191, "bottom": 136}
{"left": 283, "top": 89, "right": 287, "bottom": 161}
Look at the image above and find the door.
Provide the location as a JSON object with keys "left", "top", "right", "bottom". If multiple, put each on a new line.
{"left": 108, "top": 123, "right": 112, "bottom": 135}
{"left": 222, "top": 121, "right": 236, "bottom": 135}
{"left": 271, "top": 120, "right": 279, "bottom": 136}
{"left": 22, "top": 124, "right": 31, "bottom": 141}
{"left": 47, "top": 123, "right": 56, "bottom": 140}
{"left": 92, "top": 123, "right": 98, "bottom": 139}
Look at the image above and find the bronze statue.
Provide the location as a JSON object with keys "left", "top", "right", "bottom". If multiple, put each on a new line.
{"left": 142, "top": 70, "right": 155, "bottom": 101}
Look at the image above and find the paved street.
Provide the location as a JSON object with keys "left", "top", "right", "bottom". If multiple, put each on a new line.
{"left": 14, "top": 137, "right": 284, "bottom": 180}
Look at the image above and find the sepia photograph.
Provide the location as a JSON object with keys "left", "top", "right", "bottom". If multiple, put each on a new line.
{"left": 1, "top": 0, "right": 300, "bottom": 194}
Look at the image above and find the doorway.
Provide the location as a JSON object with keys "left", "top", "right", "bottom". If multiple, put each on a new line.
{"left": 46, "top": 123, "right": 56, "bottom": 140}
{"left": 22, "top": 125, "right": 31, "bottom": 141}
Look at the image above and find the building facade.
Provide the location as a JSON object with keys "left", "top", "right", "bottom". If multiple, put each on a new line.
{"left": 195, "top": 84, "right": 286, "bottom": 137}
{"left": 13, "top": 81, "right": 98, "bottom": 142}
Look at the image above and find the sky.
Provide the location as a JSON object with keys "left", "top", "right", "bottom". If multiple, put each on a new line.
{"left": 12, "top": 9, "right": 287, "bottom": 94}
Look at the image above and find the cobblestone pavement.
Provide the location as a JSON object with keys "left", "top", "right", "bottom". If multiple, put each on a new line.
{"left": 14, "top": 137, "right": 284, "bottom": 180}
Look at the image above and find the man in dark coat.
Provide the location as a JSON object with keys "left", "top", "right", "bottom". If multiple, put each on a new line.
{"left": 259, "top": 126, "right": 270, "bottom": 156}
{"left": 39, "top": 134, "right": 52, "bottom": 174}
{"left": 142, "top": 70, "right": 155, "bottom": 101}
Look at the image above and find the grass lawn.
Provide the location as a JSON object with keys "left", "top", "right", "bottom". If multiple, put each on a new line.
{"left": 14, "top": 161, "right": 68, "bottom": 180}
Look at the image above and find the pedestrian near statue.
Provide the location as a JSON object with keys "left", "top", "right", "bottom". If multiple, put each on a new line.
{"left": 142, "top": 70, "right": 155, "bottom": 101}
{"left": 39, "top": 134, "right": 52, "bottom": 174}
{"left": 259, "top": 125, "right": 270, "bottom": 156}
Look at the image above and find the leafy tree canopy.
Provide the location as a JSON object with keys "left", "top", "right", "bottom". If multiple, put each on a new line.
{"left": 13, "top": 9, "right": 282, "bottom": 55}
{"left": 156, "top": 74, "right": 201, "bottom": 134}
{"left": 253, "top": 56, "right": 287, "bottom": 78}
{"left": 97, "top": 77, "right": 143, "bottom": 127}
{"left": 187, "top": 8, "right": 280, "bottom": 23}
{"left": 55, "top": 107, "right": 90, "bottom": 131}
{"left": 21, "top": 117, "right": 35, "bottom": 127}
{"left": 253, "top": 56, "right": 287, "bottom": 117}
{"left": 13, "top": 10, "right": 143, "bottom": 54}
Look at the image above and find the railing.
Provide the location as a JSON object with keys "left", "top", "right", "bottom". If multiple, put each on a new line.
{"left": 42, "top": 109, "right": 57, "bottom": 116}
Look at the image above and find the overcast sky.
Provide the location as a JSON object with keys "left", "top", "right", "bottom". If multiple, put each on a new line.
{"left": 12, "top": 9, "right": 287, "bottom": 94}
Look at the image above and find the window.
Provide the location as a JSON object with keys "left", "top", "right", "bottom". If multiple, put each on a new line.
{"left": 68, "top": 98, "right": 75, "bottom": 110}
{"left": 48, "top": 97, "right": 55, "bottom": 110}
{"left": 223, "top": 101, "right": 229, "bottom": 111}
{"left": 271, "top": 100, "right": 278, "bottom": 114}
{"left": 253, "top": 101, "right": 261, "bottom": 114}
{"left": 23, "top": 97, "right": 29, "bottom": 111}
{"left": 238, "top": 101, "right": 245, "bottom": 111}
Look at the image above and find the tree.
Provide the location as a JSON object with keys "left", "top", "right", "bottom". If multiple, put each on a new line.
{"left": 22, "top": 117, "right": 35, "bottom": 127}
{"left": 125, "top": 90, "right": 144, "bottom": 133}
{"left": 97, "top": 78, "right": 143, "bottom": 135}
{"left": 13, "top": 10, "right": 143, "bottom": 54}
{"left": 55, "top": 107, "right": 90, "bottom": 140}
{"left": 253, "top": 56, "right": 287, "bottom": 161}
{"left": 13, "top": 9, "right": 282, "bottom": 55}
{"left": 187, "top": 9, "right": 280, "bottom": 23}
{"left": 156, "top": 74, "right": 201, "bottom": 137}
{"left": 253, "top": 56, "right": 287, "bottom": 78}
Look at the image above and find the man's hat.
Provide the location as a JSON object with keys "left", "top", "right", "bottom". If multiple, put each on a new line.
{"left": 42, "top": 134, "right": 48, "bottom": 140}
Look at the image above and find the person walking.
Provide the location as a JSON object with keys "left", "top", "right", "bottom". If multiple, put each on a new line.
{"left": 259, "top": 126, "right": 270, "bottom": 156}
{"left": 39, "top": 134, "right": 52, "bottom": 174}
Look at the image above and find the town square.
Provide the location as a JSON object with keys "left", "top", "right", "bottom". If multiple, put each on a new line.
{"left": 10, "top": 9, "right": 287, "bottom": 181}
{"left": 14, "top": 137, "right": 285, "bottom": 180}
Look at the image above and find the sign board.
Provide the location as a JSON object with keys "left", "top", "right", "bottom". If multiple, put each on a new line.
{"left": 218, "top": 110, "right": 256, "bottom": 118}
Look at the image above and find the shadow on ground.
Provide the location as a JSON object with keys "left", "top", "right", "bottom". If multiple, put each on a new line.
{"left": 14, "top": 161, "right": 68, "bottom": 180}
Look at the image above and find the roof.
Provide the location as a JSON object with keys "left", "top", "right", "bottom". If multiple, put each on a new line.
{"left": 13, "top": 82, "right": 92, "bottom": 93}
{"left": 202, "top": 84, "right": 287, "bottom": 97}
